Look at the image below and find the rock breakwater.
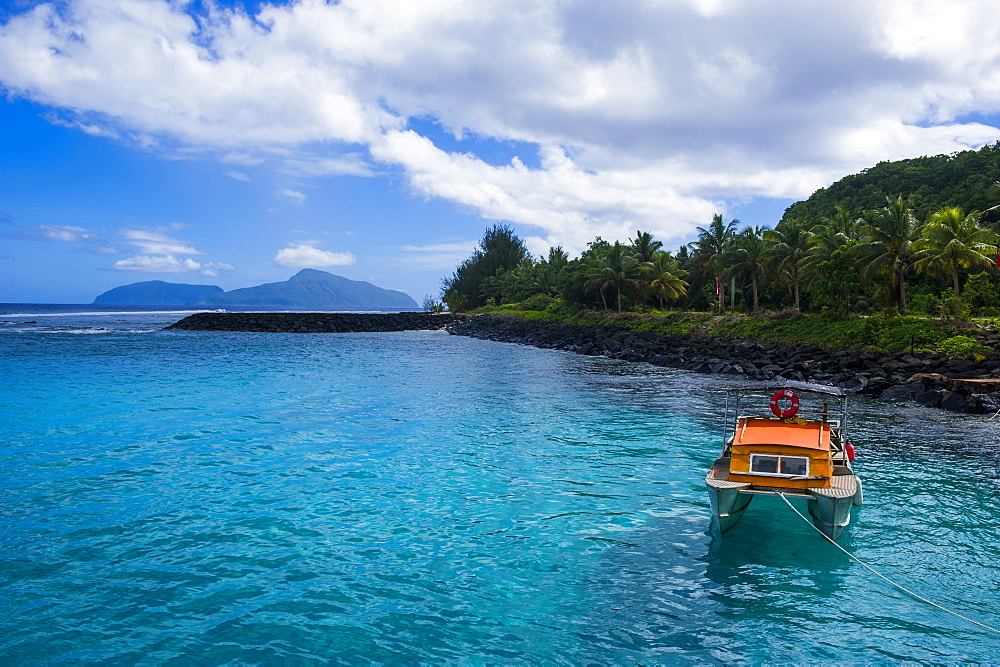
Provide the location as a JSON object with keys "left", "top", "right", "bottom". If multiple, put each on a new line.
{"left": 446, "top": 314, "right": 1000, "bottom": 414}
{"left": 166, "top": 311, "right": 460, "bottom": 333}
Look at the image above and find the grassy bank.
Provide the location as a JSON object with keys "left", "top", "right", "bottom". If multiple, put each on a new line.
{"left": 472, "top": 302, "right": 996, "bottom": 358}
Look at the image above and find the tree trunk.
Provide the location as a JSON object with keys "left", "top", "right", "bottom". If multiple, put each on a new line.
{"left": 953, "top": 268, "right": 961, "bottom": 298}
{"left": 899, "top": 272, "right": 908, "bottom": 316}
{"left": 752, "top": 274, "right": 759, "bottom": 313}
{"left": 617, "top": 287, "right": 623, "bottom": 313}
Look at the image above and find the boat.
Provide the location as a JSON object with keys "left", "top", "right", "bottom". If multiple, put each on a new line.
{"left": 706, "top": 382, "right": 863, "bottom": 540}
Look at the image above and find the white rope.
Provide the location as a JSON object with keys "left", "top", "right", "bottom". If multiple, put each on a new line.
{"left": 776, "top": 492, "right": 1000, "bottom": 635}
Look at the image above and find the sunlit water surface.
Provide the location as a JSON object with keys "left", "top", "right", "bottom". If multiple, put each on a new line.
{"left": 2, "top": 308, "right": 999, "bottom": 663}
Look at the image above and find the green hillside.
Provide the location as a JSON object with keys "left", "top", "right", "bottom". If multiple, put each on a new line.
{"left": 783, "top": 141, "right": 1000, "bottom": 224}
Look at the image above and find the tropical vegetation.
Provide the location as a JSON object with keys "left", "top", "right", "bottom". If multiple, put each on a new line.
{"left": 439, "top": 142, "right": 1000, "bottom": 325}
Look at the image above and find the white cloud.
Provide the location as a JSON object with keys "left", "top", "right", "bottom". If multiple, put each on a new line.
{"left": 281, "top": 154, "right": 375, "bottom": 178}
{"left": 274, "top": 242, "right": 357, "bottom": 268}
{"left": 112, "top": 255, "right": 200, "bottom": 272}
{"left": 373, "top": 131, "right": 716, "bottom": 254}
{"left": 43, "top": 113, "right": 121, "bottom": 139}
{"left": 38, "top": 224, "right": 101, "bottom": 243}
{"left": 112, "top": 228, "right": 233, "bottom": 274}
{"left": 277, "top": 189, "right": 307, "bottom": 205}
{"left": 112, "top": 255, "right": 234, "bottom": 274}
{"left": 226, "top": 170, "right": 251, "bottom": 182}
{"left": 221, "top": 152, "right": 265, "bottom": 166}
{"left": 121, "top": 229, "right": 201, "bottom": 255}
{"left": 2, "top": 0, "right": 1000, "bottom": 248}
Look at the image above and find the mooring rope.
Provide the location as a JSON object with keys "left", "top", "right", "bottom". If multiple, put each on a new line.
{"left": 776, "top": 492, "right": 1000, "bottom": 635}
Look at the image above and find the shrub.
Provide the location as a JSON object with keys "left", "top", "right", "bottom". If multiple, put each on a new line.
{"left": 934, "top": 334, "right": 990, "bottom": 358}
{"left": 519, "top": 294, "right": 556, "bottom": 311}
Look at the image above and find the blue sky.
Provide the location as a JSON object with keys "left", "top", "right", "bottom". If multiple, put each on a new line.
{"left": 3, "top": 0, "right": 1000, "bottom": 304}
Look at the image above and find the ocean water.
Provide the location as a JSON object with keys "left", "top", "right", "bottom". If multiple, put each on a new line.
{"left": 2, "top": 306, "right": 1000, "bottom": 663}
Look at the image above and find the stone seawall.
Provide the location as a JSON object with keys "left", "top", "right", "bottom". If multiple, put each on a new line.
{"left": 166, "top": 311, "right": 461, "bottom": 333}
{"left": 446, "top": 314, "right": 1000, "bottom": 414}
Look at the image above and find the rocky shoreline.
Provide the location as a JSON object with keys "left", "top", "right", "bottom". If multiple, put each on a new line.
{"left": 445, "top": 314, "right": 1000, "bottom": 414}
{"left": 166, "top": 311, "right": 460, "bottom": 333}
{"left": 163, "top": 310, "right": 1000, "bottom": 414}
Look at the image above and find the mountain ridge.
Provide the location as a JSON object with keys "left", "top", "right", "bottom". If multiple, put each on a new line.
{"left": 93, "top": 270, "right": 418, "bottom": 310}
{"left": 199, "top": 269, "right": 418, "bottom": 310}
{"left": 92, "top": 280, "right": 223, "bottom": 306}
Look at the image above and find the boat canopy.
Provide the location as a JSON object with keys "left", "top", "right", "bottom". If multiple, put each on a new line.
{"left": 724, "top": 381, "right": 846, "bottom": 398}
{"left": 735, "top": 417, "right": 832, "bottom": 451}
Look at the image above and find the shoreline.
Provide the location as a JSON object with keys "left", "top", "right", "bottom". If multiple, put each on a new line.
{"left": 163, "top": 310, "right": 1000, "bottom": 414}
{"left": 445, "top": 314, "right": 1000, "bottom": 415}
{"left": 166, "top": 311, "right": 460, "bottom": 333}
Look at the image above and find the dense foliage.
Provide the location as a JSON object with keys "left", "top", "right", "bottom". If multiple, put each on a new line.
{"left": 440, "top": 144, "right": 1000, "bottom": 320}
{"left": 441, "top": 224, "right": 532, "bottom": 311}
{"left": 783, "top": 141, "right": 1000, "bottom": 225}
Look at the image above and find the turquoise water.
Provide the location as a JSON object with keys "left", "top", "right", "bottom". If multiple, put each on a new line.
{"left": 2, "top": 308, "right": 1000, "bottom": 663}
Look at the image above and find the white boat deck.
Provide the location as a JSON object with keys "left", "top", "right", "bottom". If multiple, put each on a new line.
{"left": 706, "top": 457, "right": 857, "bottom": 498}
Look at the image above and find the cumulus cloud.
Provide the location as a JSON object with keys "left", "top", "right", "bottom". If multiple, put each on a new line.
{"left": 112, "top": 255, "right": 234, "bottom": 274}
{"left": 2, "top": 0, "right": 1000, "bottom": 247}
{"left": 112, "top": 228, "right": 233, "bottom": 275}
{"left": 274, "top": 242, "right": 357, "bottom": 268}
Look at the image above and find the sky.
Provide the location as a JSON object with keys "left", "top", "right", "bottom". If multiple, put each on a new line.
{"left": 3, "top": 0, "right": 1000, "bottom": 304}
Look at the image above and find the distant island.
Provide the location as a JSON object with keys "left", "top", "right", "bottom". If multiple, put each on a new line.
{"left": 93, "top": 280, "right": 223, "bottom": 306}
{"left": 93, "top": 269, "right": 418, "bottom": 310}
{"left": 200, "top": 269, "right": 418, "bottom": 310}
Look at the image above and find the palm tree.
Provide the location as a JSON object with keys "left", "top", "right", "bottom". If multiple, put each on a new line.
{"left": 804, "top": 205, "right": 863, "bottom": 314}
{"left": 913, "top": 206, "right": 997, "bottom": 298}
{"left": 764, "top": 218, "right": 812, "bottom": 311}
{"left": 727, "top": 226, "right": 768, "bottom": 312}
{"left": 691, "top": 214, "right": 738, "bottom": 310}
{"left": 648, "top": 251, "right": 689, "bottom": 309}
{"left": 853, "top": 195, "right": 921, "bottom": 315}
{"left": 585, "top": 242, "right": 644, "bottom": 312}
{"left": 630, "top": 230, "right": 663, "bottom": 263}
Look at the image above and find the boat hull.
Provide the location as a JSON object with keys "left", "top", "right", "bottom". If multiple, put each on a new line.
{"left": 807, "top": 492, "right": 855, "bottom": 541}
{"left": 706, "top": 461, "right": 861, "bottom": 539}
{"left": 707, "top": 482, "right": 753, "bottom": 533}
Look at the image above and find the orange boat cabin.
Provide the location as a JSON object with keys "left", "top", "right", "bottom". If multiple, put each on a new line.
{"left": 727, "top": 417, "right": 833, "bottom": 490}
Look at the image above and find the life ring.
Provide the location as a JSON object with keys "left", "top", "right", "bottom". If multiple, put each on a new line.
{"left": 769, "top": 389, "right": 800, "bottom": 418}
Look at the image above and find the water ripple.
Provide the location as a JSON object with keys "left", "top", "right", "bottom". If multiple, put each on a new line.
{"left": 2, "top": 329, "right": 999, "bottom": 662}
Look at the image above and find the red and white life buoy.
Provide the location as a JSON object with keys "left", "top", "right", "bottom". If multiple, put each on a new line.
{"left": 769, "top": 389, "right": 800, "bottom": 418}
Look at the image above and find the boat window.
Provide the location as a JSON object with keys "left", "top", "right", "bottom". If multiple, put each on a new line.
{"left": 751, "top": 455, "right": 779, "bottom": 474}
{"left": 781, "top": 457, "right": 808, "bottom": 476}
{"left": 749, "top": 454, "right": 809, "bottom": 477}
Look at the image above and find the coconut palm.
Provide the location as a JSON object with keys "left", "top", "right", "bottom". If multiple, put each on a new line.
{"left": 630, "top": 230, "right": 663, "bottom": 263}
{"left": 764, "top": 218, "right": 812, "bottom": 311}
{"left": 853, "top": 195, "right": 921, "bottom": 315}
{"left": 691, "top": 214, "right": 738, "bottom": 310}
{"left": 585, "top": 242, "right": 644, "bottom": 312}
{"left": 804, "top": 206, "right": 863, "bottom": 315}
{"left": 913, "top": 206, "right": 997, "bottom": 298}
{"left": 727, "top": 226, "right": 768, "bottom": 312}
{"left": 648, "top": 251, "right": 689, "bottom": 309}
